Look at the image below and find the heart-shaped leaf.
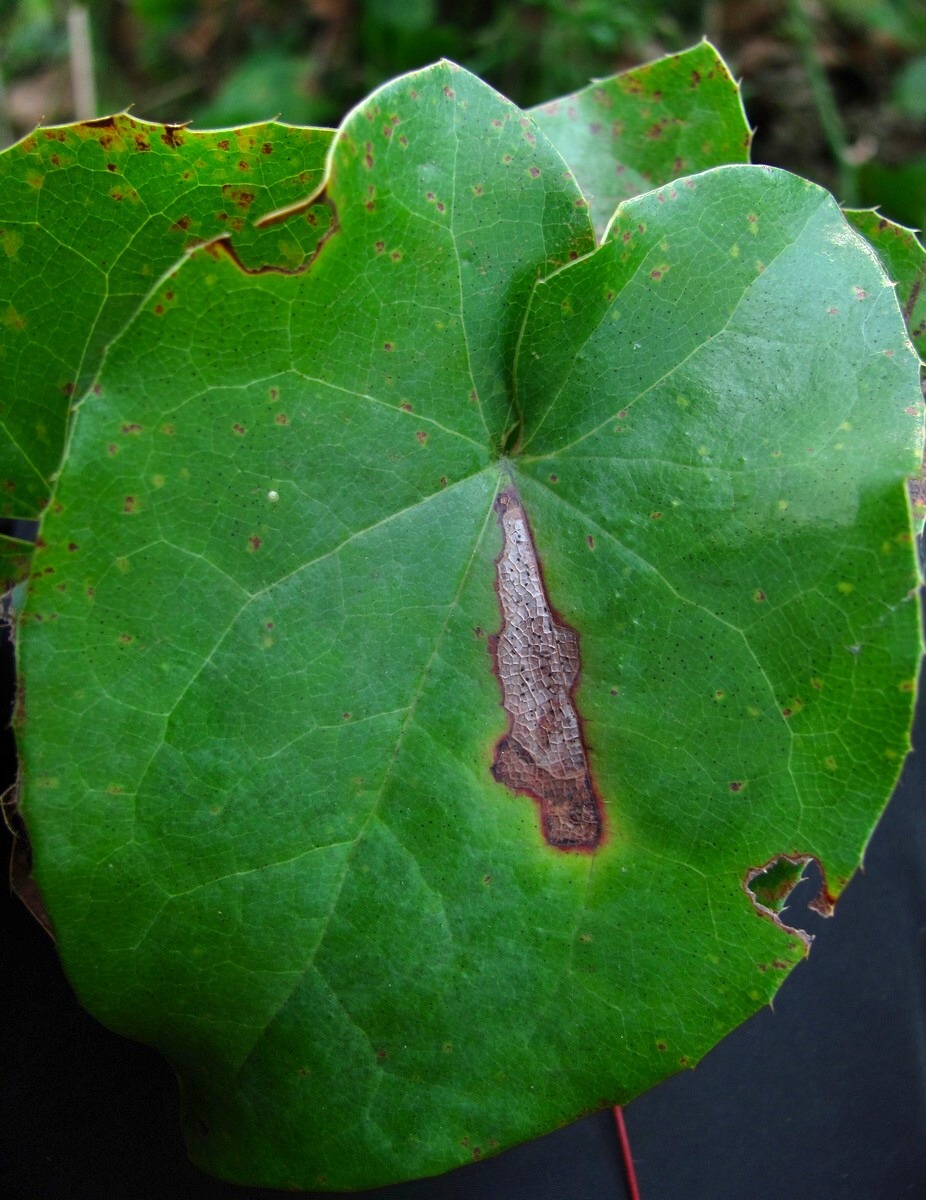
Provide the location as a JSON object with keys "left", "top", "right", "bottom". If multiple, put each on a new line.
{"left": 15, "top": 62, "right": 923, "bottom": 1191}
{"left": 843, "top": 210, "right": 925, "bottom": 523}
{"left": 0, "top": 115, "right": 333, "bottom": 518}
{"left": 530, "top": 41, "right": 751, "bottom": 239}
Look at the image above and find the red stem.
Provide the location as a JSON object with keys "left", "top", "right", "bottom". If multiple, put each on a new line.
{"left": 613, "top": 1105, "right": 641, "bottom": 1200}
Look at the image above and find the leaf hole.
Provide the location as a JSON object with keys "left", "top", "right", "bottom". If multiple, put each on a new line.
{"left": 744, "top": 854, "right": 836, "bottom": 949}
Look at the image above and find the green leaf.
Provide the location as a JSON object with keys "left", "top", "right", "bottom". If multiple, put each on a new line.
{"left": 844, "top": 208, "right": 926, "bottom": 359}
{"left": 0, "top": 114, "right": 334, "bottom": 519}
{"left": 14, "top": 62, "right": 923, "bottom": 1191}
{"left": 530, "top": 41, "right": 751, "bottom": 240}
{"left": 844, "top": 208, "right": 926, "bottom": 525}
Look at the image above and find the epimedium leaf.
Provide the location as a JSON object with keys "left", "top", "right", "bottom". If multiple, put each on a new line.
{"left": 14, "top": 64, "right": 924, "bottom": 1194}
{"left": 514, "top": 164, "right": 921, "bottom": 891}
{"left": 842, "top": 209, "right": 926, "bottom": 526}
{"left": 844, "top": 208, "right": 926, "bottom": 358}
{"left": 17, "top": 60, "right": 598, "bottom": 1190}
{"left": 529, "top": 40, "right": 751, "bottom": 241}
{"left": 0, "top": 114, "right": 335, "bottom": 520}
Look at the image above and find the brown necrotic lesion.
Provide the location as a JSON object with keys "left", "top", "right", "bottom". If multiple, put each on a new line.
{"left": 490, "top": 486, "right": 603, "bottom": 850}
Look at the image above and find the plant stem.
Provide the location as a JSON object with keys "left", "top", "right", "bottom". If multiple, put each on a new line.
{"left": 613, "top": 1105, "right": 641, "bottom": 1200}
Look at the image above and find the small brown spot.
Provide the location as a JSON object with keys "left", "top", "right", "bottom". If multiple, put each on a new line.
{"left": 216, "top": 139, "right": 230, "bottom": 150}
{"left": 656, "top": 1041, "right": 667, "bottom": 1051}
{"left": 237, "top": 160, "right": 249, "bottom": 172}
{"left": 416, "top": 430, "right": 428, "bottom": 444}
{"left": 443, "top": 85, "right": 454, "bottom": 98}
{"left": 390, "top": 250, "right": 402, "bottom": 262}
{"left": 754, "top": 589, "right": 766, "bottom": 602}
{"left": 383, "top": 342, "right": 394, "bottom": 351}
{"left": 374, "top": 240, "right": 385, "bottom": 253}
{"left": 123, "top": 496, "right": 137, "bottom": 513}
{"left": 549, "top": 474, "right": 558, "bottom": 483}
{"left": 170, "top": 215, "right": 191, "bottom": 233}
{"left": 529, "top": 166, "right": 540, "bottom": 178}
{"left": 400, "top": 402, "right": 413, "bottom": 412}
{"left": 121, "top": 423, "right": 142, "bottom": 434}
{"left": 232, "top": 423, "right": 246, "bottom": 435}
{"left": 650, "top": 511, "right": 662, "bottom": 520}
{"left": 261, "top": 142, "right": 273, "bottom": 155}
{"left": 119, "top": 632, "right": 134, "bottom": 643}
{"left": 342, "top": 712, "right": 351, "bottom": 720}
{"left": 248, "top": 535, "right": 262, "bottom": 551}
{"left": 274, "top": 413, "right": 289, "bottom": 425}
{"left": 67, "top": 543, "right": 79, "bottom": 552}
{"left": 729, "top": 780, "right": 744, "bottom": 792}
{"left": 587, "top": 535, "right": 595, "bottom": 549}
{"left": 439, "top": 476, "right": 447, "bottom": 488}
{"left": 782, "top": 707, "right": 793, "bottom": 718}
{"left": 106, "top": 163, "right": 117, "bottom": 172}
{"left": 161, "top": 126, "right": 184, "bottom": 149}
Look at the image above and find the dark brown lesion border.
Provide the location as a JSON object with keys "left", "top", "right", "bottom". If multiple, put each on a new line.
{"left": 489, "top": 485, "right": 604, "bottom": 851}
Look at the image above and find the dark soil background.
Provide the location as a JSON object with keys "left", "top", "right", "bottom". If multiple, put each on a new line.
{"left": 2, "top": 1, "right": 926, "bottom": 1197}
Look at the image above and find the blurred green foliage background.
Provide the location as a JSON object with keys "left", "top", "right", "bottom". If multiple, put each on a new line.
{"left": 1, "top": 0, "right": 925, "bottom": 228}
